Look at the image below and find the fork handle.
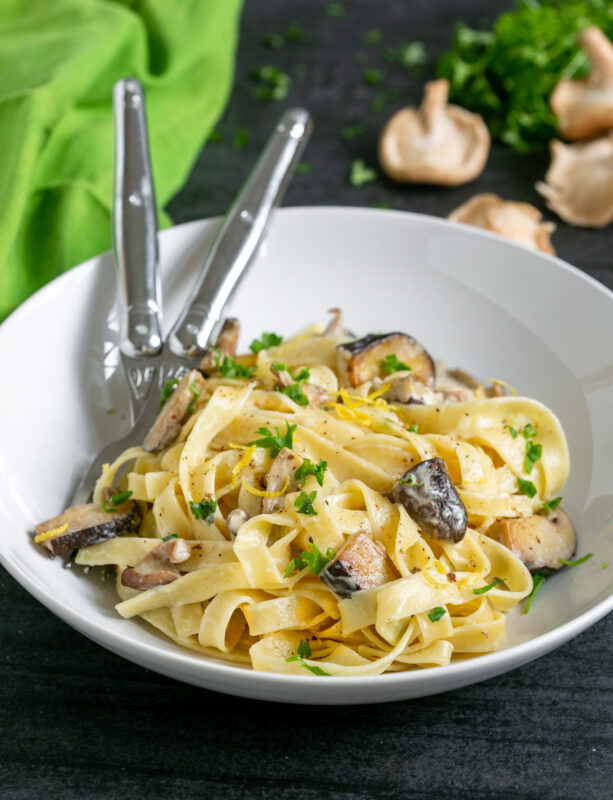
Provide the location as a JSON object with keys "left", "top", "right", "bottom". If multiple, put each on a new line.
{"left": 167, "top": 108, "right": 312, "bottom": 358}
{"left": 113, "top": 78, "right": 163, "bottom": 358}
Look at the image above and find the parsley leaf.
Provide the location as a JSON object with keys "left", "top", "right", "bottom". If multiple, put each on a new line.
{"left": 427, "top": 607, "right": 447, "bottom": 622}
{"left": 189, "top": 499, "right": 218, "bottom": 524}
{"left": 381, "top": 354, "right": 412, "bottom": 375}
{"left": 294, "top": 490, "right": 318, "bottom": 516}
{"left": 285, "top": 639, "right": 330, "bottom": 676}
{"left": 399, "top": 473, "right": 418, "bottom": 486}
{"left": 160, "top": 377, "right": 179, "bottom": 406}
{"left": 162, "top": 534, "right": 179, "bottom": 542}
{"left": 507, "top": 425, "right": 518, "bottom": 438}
{"left": 538, "top": 496, "right": 562, "bottom": 517}
{"left": 325, "top": 3, "right": 345, "bottom": 18}
{"left": 407, "top": 424, "right": 419, "bottom": 433}
{"left": 249, "top": 422, "right": 297, "bottom": 458}
{"left": 284, "top": 542, "right": 336, "bottom": 577}
{"left": 473, "top": 577, "right": 506, "bottom": 595}
{"left": 384, "top": 41, "right": 427, "bottom": 69}
{"left": 251, "top": 65, "right": 291, "bottom": 100}
{"left": 294, "top": 458, "right": 328, "bottom": 487}
{"left": 523, "top": 423, "right": 538, "bottom": 439}
{"left": 525, "top": 441, "right": 543, "bottom": 474}
{"left": 215, "top": 351, "right": 257, "bottom": 380}
{"left": 363, "top": 68, "right": 384, "bottom": 85}
{"left": 523, "top": 572, "right": 546, "bottom": 614}
{"left": 341, "top": 124, "right": 365, "bottom": 140}
{"left": 263, "top": 33, "right": 285, "bottom": 49}
{"left": 232, "top": 128, "right": 250, "bottom": 149}
{"left": 278, "top": 383, "right": 309, "bottom": 406}
{"left": 102, "top": 491, "right": 133, "bottom": 513}
{"left": 363, "top": 29, "right": 382, "bottom": 45}
{"left": 517, "top": 478, "right": 537, "bottom": 498}
{"left": 559, "top": 553, "right": 593, "bottom": 567}
{"left": 249, "top": 332, "right": 283, "bottom": 354}
{"left": 188, "top": 378, "right": 202, "bottom": 414}
{"left": 349, "top": 159, "right": 377, "bottom": 186}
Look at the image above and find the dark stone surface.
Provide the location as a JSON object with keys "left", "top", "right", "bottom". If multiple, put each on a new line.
{"left": 2, "top": 2, "right": 612, "bottom": 798}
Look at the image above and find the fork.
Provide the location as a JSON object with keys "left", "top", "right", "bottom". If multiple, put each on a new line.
{"left": 70, "top": 78, "right": 312, "bottom": 506}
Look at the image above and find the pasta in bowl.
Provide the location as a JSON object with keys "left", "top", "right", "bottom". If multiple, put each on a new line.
{"left": 35, "top": 310, "right": 574, "bottom": 677}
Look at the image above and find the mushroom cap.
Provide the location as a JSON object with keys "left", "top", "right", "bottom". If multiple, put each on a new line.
{"left": 378, "top": 79, "right": 490, "bottom": 186}
{"left": 449, "top": 193, "right": 556, "bottom": 254}
{"left": 550, "top": 26, "right": 613, "bottom": 140}
{"left": 536, "top": 136, "right": 613, "bottom": 228}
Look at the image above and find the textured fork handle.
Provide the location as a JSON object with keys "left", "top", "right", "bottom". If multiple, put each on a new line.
{"left": 167, "top": 107, "right": 313, "bottom": 358}
{"left": 113, "top": 78, "right": 163, "bottom": 358}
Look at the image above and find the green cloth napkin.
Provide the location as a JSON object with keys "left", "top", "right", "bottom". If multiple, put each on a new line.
{"left": 0, "top": 0, "right": 243, "bottom": 321}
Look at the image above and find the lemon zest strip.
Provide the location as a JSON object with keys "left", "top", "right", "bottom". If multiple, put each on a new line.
{"left": 241, "top": 475, "right": 289, "bottom": 498}
{"left": 232, "top": 445, "right": 257, "bottom": 486}
{"left": 34, "top": 523, "right": 69, "bottom": 544}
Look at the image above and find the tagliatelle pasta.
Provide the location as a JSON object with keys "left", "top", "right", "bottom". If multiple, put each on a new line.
{"left": 53, "top": 317, "right": 572, "bottom": 676}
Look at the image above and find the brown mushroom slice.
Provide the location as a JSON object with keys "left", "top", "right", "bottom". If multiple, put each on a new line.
{"left": 392, "top": 458, "right": 467, "bottom": 543}
{"left": 262, "top": 447, "right": 303, "bottom": 513}
{"left": 374, "top": 374, "right": 442, "bottom": 405}
{"left": 319, "top": 532, "right": 399, "bottom": 599}
{"left": 488, "top": 510, "right": 576, "bottom": 573}
{"left": 143, "top": 369, "right": 206, "bottom": 452}
{"left": 121, "top": 537, "right": 192, "bottom": 589}
{"left": 449, "top": 194, "right": 556, "bottom": 255}
{"left": 35, "top": 500, "right": 141, "bottom": 556}
{"left": 227, "top": 508, "right": 249, "bottom": 538}
{"left": 199, "top": 318, "right": 241, "bottom": 372}
{"left": 550, "top": 27, "right": 613, "bottom": 141}
{"left": 336, "top": 333, "right": 435, "bottom": 389}
{"left": 536, "top": 137, "right": 613, "bottom": 228}
{"left": 378, "top": 79, "right": 490, "bottom": 186}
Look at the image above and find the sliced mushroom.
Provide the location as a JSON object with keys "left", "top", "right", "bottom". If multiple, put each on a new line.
{"left": 378, "top": 79, "right": 490, "bottom": 186}
{"left": 271, "top": 363, "right": 330, "bottom": 408}
{"left": 448, "top": 194, "right": 556, "bottom": 255}
{"left": 227, "top": 508, "right": 249, "bottom": 538}
{"left": 392, "top": 458, "right": 467, "bottom": 543}
{"left": 35, "top": 496, "right": 141, "bottom": 555}
{"left": 319, "top": 532, "right": 399, "bottom": 598}
{"left": 488, "top": 509, "right": 576, "bottom": 573}
{"left": 536, "top": 136, "right": 613, "bottom": 228}
{"left": 550, "top": 27, "right": 613, "bottom": 141}
{"left": 262, "top": 447, "right": 303, "bottom": 513}
{"left": 336, "top": 333, "right": 435, "bottom": 389}
{"left": 373, "top": 374, "right": 442, "bottom": 405}
{"left": 199, "top": 318, "right": 241, "bottom": 372}
{"left": 323, "top": 308, "right": 343, "bottom": 336}
{"left": 121, "top": 537, "right": 192, "bottom": 589}
{"left": 143, "top": 369, "right": 206, "bottom": 452}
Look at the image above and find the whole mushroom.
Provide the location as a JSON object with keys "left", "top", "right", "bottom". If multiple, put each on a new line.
{"left": 550, "top": 26, "right": 613, "bottom": 141}
{"left": 449, "top": 194, "right": 556, "bottom": 255}
{"left": 536, "top": 136, "right": 613, "bottom": 228}
{"left": 378, "top": 79, "right": 490, "bottom": 186}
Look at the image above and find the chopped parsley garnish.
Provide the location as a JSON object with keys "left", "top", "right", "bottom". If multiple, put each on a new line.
{"left": 407, "top": 424, "right": 419, "bottom": 433}
{"left": 249, "top": 332, "right": 283, "bottom": 354}
{"left": 427, "top": 607, "right": 447, "bottom": 622}
{"left": 294, "top": 162, "right": 313, "bottom": 175}
{"left": 523, "top": 423, "right": 538, "bottom": 439}
{"left": 232, "top": 128, "right": 250, "bottom": 149}
{"left": 278, "top": 383, "right": 309, "bottom": 406}
{"left": 559, "top": 553, "right": 593, "bottom": 568}
{"left": 507, "top": 425, "right": 518, "bottom": 438}
{"left": 251, "top": 65, "right": 291, "bottom": 100}
{"left": 517, "top": 478, "right": 537, "bottom": 498}
{"left": 284, "top": 542, "right": 335, "bottom": 577}
{"left": 523, "top": 572, "right": 546, "bottom": 614}
{"left": 294, "top": 490, "right": 318, "bottom": 516}
{"left": 187, "top": 378, "right": 202, "bottom": 414}
{"left": 285, "top": 23, "right": 307, "bottom": 43}
{"left": 473, "top": 577, "right": 506, "bottom": 595}
{"left": 286, "top": 639, "right": 330, "bottom": 676}
{"left": 162, "top": 534, "right": 179, "bottom": 542}
{"left": 215, "top": 351, "right": 257, "bottom": 380}
{"left": 208, "top": 130, "right": 222, "bottom": 142}
{"left": 399, "top": 474, "right": 418, "bottom": 486}
{"left": 102, "top": 490, "right": 133, "bottom": 513}
{"left": 189, "top": 499, "right": 218, "bottom": 524}
{"left": 349, "top": 158, "right": 377, "bottom": 186}
{"left": 294, "top": 458, "right": 328, "bottom": 487}
{"left": 363, "top": 29, "right": 382, "bottom": 45}
{"left": 249, "top": 422, "right": 297, "bottom": 458}
{"left": 524, "top": 441, "right": 542, "bottom": 474}
{"left": 325, "top": 3, "right": 345, "bottom": 18}
{"left": 363, "top": 68, "right": 384, "bottom": 85}
{"left": 263, "top": 32, "right": 284, "bottom": 49}
{"left": 160, "top": 377, "right": 179, "bottom": 406}
{"left": 341, "top": 124, "right": 365, "bottom": 140}
{"left": 538, "top": 497, "right": 562, "bottom": 517}
{"left": 381, "top": 354, "right": 412, "bottom": 375}
{"left": 384, "top": 41, "right": 427, "bottom": 69}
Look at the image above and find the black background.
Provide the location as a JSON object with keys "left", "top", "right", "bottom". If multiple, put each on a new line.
{"left": 2, "top": 2, "right": 612, "bottom": 798}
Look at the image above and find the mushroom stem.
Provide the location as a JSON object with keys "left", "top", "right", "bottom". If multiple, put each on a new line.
{"left": 421, "top": 79, "right": 449, "bottom": 133}
{"left": 580, "top": 26, "right": 613, "bottom": 79}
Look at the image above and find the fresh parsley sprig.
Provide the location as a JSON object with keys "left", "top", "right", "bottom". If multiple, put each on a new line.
{"left": 189, "top": 499, "right": 218, "bottom": 524}
{"left": 294, "top": 490, "right": 318, "bottom": 516}
{"left": 294, "top": 458, "right": 327, "bottom": 487}
{"left": 214, "top": 351, "right": 257, "bottom": 380}
{"left": 517, "top": 478, "right": 537, "bottom": 498}
{"left": 381, "top": 354, "right": 412, "bottom": 375}
{"left": 538, "top": 497, "right": 562, "bottom": 517}
{"left": 285, "top": 639, "right": 330, "bottom": 676}
{"left": 102, "top": 491, "right": 133, "bottom": 513}
{"left": 284, "top": 542, "right": 336, "bottom": 577}
{"left": 525, "top": 441, "right": 542, "bottom": 474}
{"left": 160, "top": 377, "right": 179, "bottom": 406}
{"left": 427, "top": 607, "right": 447, "bottom": 622}
{"left": 249, "top": 332, "right": 283, "bottom": 354}
{"left": 249, "top": 422, "right": 297, "bottom": 458}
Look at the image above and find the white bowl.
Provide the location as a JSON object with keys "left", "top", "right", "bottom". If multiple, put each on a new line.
{"left": 1, "top": 207, "right": 612, "bottom": 705}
